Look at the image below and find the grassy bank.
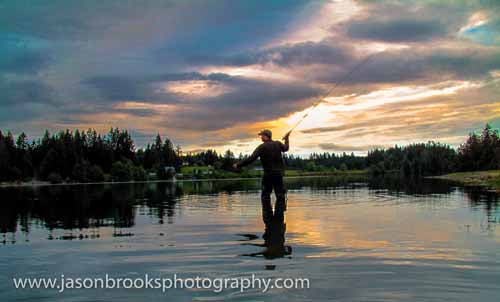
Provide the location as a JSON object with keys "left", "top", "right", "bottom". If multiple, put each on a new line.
{"left": 1, "top": 169, "right": 370, "bottom": 187}
{"left": 431, "top": 170, "right": 500, "bottom": 191}
{"left": 284, "top": 169, "right": 368, "bottom": 177}
{"left": 177, "top": 167, "right": 369, "bottom": 180}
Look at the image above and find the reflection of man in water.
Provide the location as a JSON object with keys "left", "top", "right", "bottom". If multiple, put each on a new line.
{"left": 261, "top": 203, "right": 292, "bottom": 259}
{"left": 241, "top": 204, "right": 292, "bottom": 259}
{"left": 233, "top": 129, "right": 290, "bottom": 228}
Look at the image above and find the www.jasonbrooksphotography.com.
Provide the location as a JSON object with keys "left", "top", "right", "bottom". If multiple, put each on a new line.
{"left": 1, "top": 0, "right": 500, "bottom": 301}
{"left": 12, "top": 274, "right": 310, "bottom": 294}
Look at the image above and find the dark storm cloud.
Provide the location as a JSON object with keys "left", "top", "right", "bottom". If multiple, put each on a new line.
{"left": 83, "top": 72, "right": 232, "bottom": 104}
{"left": 345, "top": 19, "right": 446, "bottom": 42}
{"left": 187, "top": 40, "right": 353, "bottom": 67}
{"left": 340, "top": 0, "right": 478, "bottom": 43}
{"left": 0, "top": 1, "right": 175, "bottom": 40}
{"left": 85, "top": 70, "right": 320, "bottom": 102}
{"left": 312, "top": 45, "right": 500, "bottom": 86}
{"left": 206, "top": 76, "right": 320, "bottom": 108}
{"left": 426, "top": 49, "right": 500, "bottom": 78}
{"left": 83, "top": 76, "right": 174, "bottom": 103}
{"left": 187, "top": 52, "right": 261, "bottom": 67}
{"left": 0, "top": 78, "right": 54, "bottom": 106}
{"left": 0, "top": 78, "right": 55, "bottom": 125}
{"left": 0, "top": 48, "right": 50, "bottom": 74}
{"left": 0, "top": 32, "right": 53, "bottom": 75}
{"left": 0, "top": 0, "right": 311, "bottom": 116}
{"left": 267, "top": 41, "right": 353, "bottom": 66}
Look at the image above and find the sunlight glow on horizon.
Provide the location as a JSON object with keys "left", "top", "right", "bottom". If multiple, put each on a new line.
{"left": 199, "top": 65, "right": 298, "bottom": 82}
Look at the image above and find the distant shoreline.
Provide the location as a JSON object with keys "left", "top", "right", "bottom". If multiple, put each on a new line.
{"left": 0, "top": 170, "right": 369, "bottom": 188}
{"left": 429, "top": 170, "right": 500, "bottom": 191}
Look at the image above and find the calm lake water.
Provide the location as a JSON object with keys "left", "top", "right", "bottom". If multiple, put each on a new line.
{"left": 1, "top": 176, "right": 499, "bottom": 301}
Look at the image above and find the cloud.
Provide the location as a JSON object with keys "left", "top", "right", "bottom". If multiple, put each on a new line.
{"left": 293, "top": 78, "right": 500, "bottom": 155}
{"left": 189, "top": 38, "right": 499, "bottom": 89}
{"left": 188, "top": 40, "right": 354, "bottom": 67}
{"left": 82, "top": 71, "right": 322, "bottom": 131}
{"left": 314, "top": 45, "right": 500, "bottom": 86}
{"left": 340, "top": 1, "right": 484, "bottom": 43}
{"left": 302, "top": 123, "right": 365, "bottom": 134}
{"left": 345, "top": 19, "right": 446, "bottom": 42}
{"left": 0, "top": 33, "right": 53, "bottom": 74}
{"left": 83, "top": 72, "right": 236, "bottom": 103}
{"left": 0, "top": 78, "right": 54, "bottom": 106}
{"left": 0, "top": 48, "right": 49, "bottom": 74}
{"left": 114, "top": 108, "right": 157, "bottom": 117}
{"left": 151, "top": 78, "right": 321, "bottom": 131}
{"left": 0, "top": 78, "right": 56, "bottom": 128}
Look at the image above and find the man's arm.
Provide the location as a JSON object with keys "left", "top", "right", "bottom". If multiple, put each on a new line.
{"left": 281, "top": 132, "right": 290, "bottom": 152}
{"left": 234, "top": 145, "right": 262, "bottom": 168}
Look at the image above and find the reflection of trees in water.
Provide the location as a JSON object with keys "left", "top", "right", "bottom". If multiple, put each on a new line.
{"left": 0, "top": 180, "right": 262, "bottom": 237}
{"left": 1, "top": 177, "right": 498, "bottom": 240}
{"left": 0, "top": 185, "right": 135, "bottom": 234}
{"left": 0, "top": 182, "right": 183, "bottom": 236}
{"left": 284, "top": 175, "right": 457, "bottom": 196}
{"left": 371, "top": 177, "right": 498, "bottom": 225}
{"left": 178, "top": 179, "right": 260, "bottom": 194}
{"left": 287, "top": 176, "right": 498, "bottom": 222}
{"left": 367, "top": 175, "right": 456, "bottom": 195}
{"left": 463, "top": 187, "right": 499, "bottom": 225}
{"left": 141, "top": 182, "right": 182, "bottom": 224}
{"left": 34, "top": 185, "right": 136, "bottom": 230}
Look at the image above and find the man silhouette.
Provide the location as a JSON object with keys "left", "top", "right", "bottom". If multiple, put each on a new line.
{"left": 233, "top": 129, "right": 290, "bottom": 229}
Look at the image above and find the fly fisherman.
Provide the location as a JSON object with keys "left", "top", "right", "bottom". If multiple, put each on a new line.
{"left": 233, "top": 129, "right": 290, "bottom": 231}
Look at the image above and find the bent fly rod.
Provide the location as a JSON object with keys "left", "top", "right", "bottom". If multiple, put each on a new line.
{"left": 282, "top": 53, "right": 377, "bottom": 139}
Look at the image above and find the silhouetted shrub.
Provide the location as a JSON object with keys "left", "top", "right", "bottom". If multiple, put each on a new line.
{"left": 47, "top": 173, "right": 63, "bottom": 184}
{"left": 111, "top": 161, "right": 132, "bottom": 182}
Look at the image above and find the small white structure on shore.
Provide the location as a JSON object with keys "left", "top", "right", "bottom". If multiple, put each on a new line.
{"left": 164, "top": 166, "right": 176, "bottom": 180}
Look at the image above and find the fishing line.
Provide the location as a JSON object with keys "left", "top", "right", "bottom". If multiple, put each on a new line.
{"left": 283, "top": 53, "right": 377, "bottom": 138}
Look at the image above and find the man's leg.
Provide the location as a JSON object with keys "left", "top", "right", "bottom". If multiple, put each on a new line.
{"left": 261, "top": 173, "right": 274, "bottom": 226}
{"left": 272, "top": 173, "right": 287, "bottom": 222}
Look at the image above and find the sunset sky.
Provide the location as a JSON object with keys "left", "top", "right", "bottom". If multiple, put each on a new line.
{"left": 1, "top": 0, "right": 499, "bottom": 155}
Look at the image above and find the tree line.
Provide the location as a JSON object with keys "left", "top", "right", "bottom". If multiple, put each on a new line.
{"left": 0, "top": 128, "right": 180, "bottom": 183}
{"left": 0, "top": 124, "right": 498, "bottom": 183}
{"left": 368, "top": 124, "right": 499, "bottom": 176}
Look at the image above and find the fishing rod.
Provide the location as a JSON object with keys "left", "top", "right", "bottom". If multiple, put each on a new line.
{"left": 282, "top": 53, "right": 377, "bottom": 139}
